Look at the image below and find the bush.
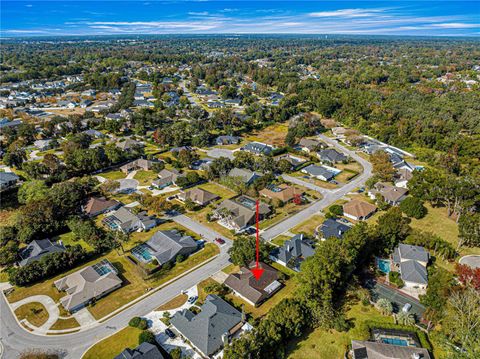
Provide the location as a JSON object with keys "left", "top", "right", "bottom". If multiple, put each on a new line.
{"left": 129, "top": 316, "right": 148, "bottom": 329}
{"left": 400, "top": 197, "right": 427, "bottom": 219}
{"left": 389, "top": 271, "right": 404, "bottom": 288}
{"left": 328, "top": 204, "right": 343, "bottom": 216}
{"left": 170, "top": 347, "right": 183, "bottom": 359}
{"left": 138, "top": 330, "right": 157, "bottom": 345}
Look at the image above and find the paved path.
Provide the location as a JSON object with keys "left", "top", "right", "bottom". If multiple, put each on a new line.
{"left": 262, "top": 135, "right": 372, "bottom": 240}
{"left": 459, "top": 255, "right": 480, "bottom": 269}
{"left": 0, "top": 216, "right": 231, "bottom": 359}
{"left": 10, "top": 295, "right": 59, "bottom": 334}
{"left": 282, "top": 174, "right": 331, "bottom": 194}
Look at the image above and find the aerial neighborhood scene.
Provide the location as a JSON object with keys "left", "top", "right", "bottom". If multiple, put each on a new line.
{"left": 0, "top": 1, "right": 479, "bottom": 359}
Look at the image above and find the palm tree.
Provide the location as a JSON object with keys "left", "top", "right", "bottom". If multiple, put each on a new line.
{"left": 376, "top": 298, "right": 393, "bottom": 316}
{"left": 397, "top": 310, "right": 416, "bottom": 326}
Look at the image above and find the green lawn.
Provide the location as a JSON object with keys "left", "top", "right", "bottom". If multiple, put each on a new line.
{"left": 286, "top": 302, "right": 394, "bottom": 359}
{"left": 49, "top": 317, "right": 80, "bottom": 331}
{"left": 133, "top": 170, "right": 158, "bottom": 186}
{"left": 14, "top": 302, "right": 49, "bottom": 327}
{"left": 259, "top": 201, "right": 311, "bottom": 230}
{"left": 291, "top": 214, "right": 324, "bottom": 236}
{"left": 271, "top": 235, "right": 291, "bottom": 247}
{"left": 197, "top": 182, "right": 237, "bottom": 200}
{"left": 52, "top": 232, "right": 94, "bottom": 252}
{"left": 100, "top": 170, "right": 126, "bottom": 181}
{"left": 83, "top": 326, "right": 142, "bottom": 359}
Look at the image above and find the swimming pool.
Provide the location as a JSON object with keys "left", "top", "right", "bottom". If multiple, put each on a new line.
{"left": 376, "top": 258, "right": 391, "bottom": 274}
{"left": 132, "top": 244, "right": 153, "bottom": 262}
{"left": 381, "top": 338, "right": 408, "bottom": 346}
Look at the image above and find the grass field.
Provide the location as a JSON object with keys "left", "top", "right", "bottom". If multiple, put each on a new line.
{"left": 49, "top": 317, "right": 80, "bottom": 331}
{"left": 222, "top": 264, "right": 240, "bottom": 274}
{"left": 83, "top": 326, "right": 142, "bottom": 359}
{"left": 291, "top": 214, "right": 324, "bottom": 236}
{"left": 14, "top": 302, "right": 49, "bottom": 327}
{"left": 286, "top": 302, "right": 394, "bottom": 359}
{"left": 271, "top": 235, "right": 291, "bottom": 247}
{"left": 133, "top": 170, "right": 158, "bottom": 186}
{"left": 245, "top": 123, "right": 288, "bottom": 147}
{"left": 157, "top": 294, "right": 188, "bottom": 311}
{"left": 100, "top": 170, "right": 126, "bottom": 181}
{"left": 197, "top": 182, "right": 237, "bottom": 200}
{"left": 259, "top": 201, "right": 311, "bottom": 230}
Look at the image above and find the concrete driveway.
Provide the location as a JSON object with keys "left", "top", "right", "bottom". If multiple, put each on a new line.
{"left": 116, "top": 178, "right": 139, "bottom": 192}
{"left": 459, "top": 255, "right": 480, "bottom": 269}
{"left": 207, "top": 148, "right": 235, "bottom": 160}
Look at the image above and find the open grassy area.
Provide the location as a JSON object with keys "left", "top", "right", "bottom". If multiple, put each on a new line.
{"left": 291, "top": 214, "right": 325, "bottom": 236}
{"left": 197, "top": 182, "right": 237, "bottom": 200}
{"left": 52, "top": 231, "right": 94, "bottom": 252}
{"left": 286, "top": 302, "right": 394, "bottom": 359}
{"left": 49, "top": 317, "right": 80, "bottom": 331}
{"left": 157, "top": 293, "right": 188, "bottom": 311}
{"left": 259, "top": 201, "right": 311, "bottom": 230}
{"left": 271, "top": 235, "right": 291, "bottom": 247}
{"left": 100, "top": 170, "right": 126, "bottom": 181}
{"left": 83, "top": 326, "right": 142, "bottom": 359}
{"left": 222, "top": 264, "right": 240, "bottom": 275}
{"left": 133, "top": 170, "right": 158, "bottom": 186}
{"left": 244, "top": 123, "right": 288, "bottom": 147}
{"left": 14, "top": 302, "right": 49, "bottom": 328}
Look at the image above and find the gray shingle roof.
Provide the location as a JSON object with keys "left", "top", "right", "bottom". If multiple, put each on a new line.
{"left": 170, "top": 295, "right": 242, "bottom": 356}
{"left": 19, "top": 239, "right": 66, "bottom": 267}
{"left": 302, "top": 164, "right": 335, "bottom": 180}
{"left": 242, "top": 142, "right": 274, "bottom": 155}
{"left": 397, "top": 244, "right": 429, "bottom": 262}
{"left": 270, "top": 234, "right": 315, "bottom": 269}
{"left": 114, "top": 342, "right": 164, "bottom": 359}
{"left": 400, "top": 260, "right": 428, "bottom": 285}
{"left": 351, "top": 340, "right": 431, "bottom": 359}
{"left": 143, "top": 230, "right": 197, "bottom": 265}
{"left": 228, "top": 168, "right": 260, "bottom": 184}
{"left": 0, "top": 172, "right": 19, "bottom": 188}
{"left": 318, "top": 148, "right": 347, "bottom": 163}
{"left": 320, "top": 219, "right": 351, "bottom": 239}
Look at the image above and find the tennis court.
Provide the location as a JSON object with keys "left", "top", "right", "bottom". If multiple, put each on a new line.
{"left": 370, "top": 282, "right": 425, "bottom": 319}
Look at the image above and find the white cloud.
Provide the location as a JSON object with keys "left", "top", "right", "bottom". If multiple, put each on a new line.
{"left": 309, "top": 8, "right": 385, "bottom": 18}
{"left": 430, "top": 23, "right": 479, "bottom": 29}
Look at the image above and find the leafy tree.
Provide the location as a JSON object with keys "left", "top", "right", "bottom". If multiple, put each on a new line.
{"left": 458, "top": 212, "right": 480, "bottom": 249}
{"left": 376, "top": 298, "right": 393, "bottom": 315}
{"left": 397, "top": 311, "right": 416, "bottom": 326}
{"left": 170, "top": 347, "right": 183, "bottom": 359}
{"left": 375, "top": 207, "right": 411, "bottom": 254}
{"left": 138, "top": 330, "right": 156, "bottom": 345}
{"left": 0, "top": 240, "right": 19, "bottom": 266}
{"left": 419, "top": 266, "right": 455, "bottom": 324}
{"left": 370, "top": 151, "right": 395, "bottom": 182}
{"left": 328, "top": 204, "right": 343, "bottom": 217}
{"left": 456, "top": 264, "right": 480, "bottom": 291}
{"left": 18, "top": 180, "right": 49, "bottom": 204}
{"left": 228, "top": 236, "right": 271, "bottom": 267}
{"left": 399, "top": 196, "right": 427, "bottom": 219}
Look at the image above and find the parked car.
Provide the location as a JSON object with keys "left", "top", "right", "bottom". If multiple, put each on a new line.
{"left": 215, "top": 238, "right": 225, "bottom": 245}
{"left": 402, "top": 303, "right": 412, "bottom": 313}
{"left": 165, "top": 328, "right": 176, "bottom": 339}
{"left": 188, "top": 295, "right": 198, "bottom": 304}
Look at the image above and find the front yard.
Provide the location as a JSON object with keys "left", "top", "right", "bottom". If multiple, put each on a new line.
{"left": 291, "top": 214, "right": 325, "bottom": 236}
{"left": 83, "top": 326, "right": 142, "bottom": 359}
{"left": 14, "top": 302, "right": 49, "bottom": 327}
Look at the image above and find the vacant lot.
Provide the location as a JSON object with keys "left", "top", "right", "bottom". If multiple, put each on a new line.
{"left": 83, "top": 326, "right": 142, "bottom": 359}
{"left": 100, "top": 170, "right": 126, "bottom": 181}
{"left": 157, "top": 294, "right": 188, "bottom": 311}
{"left": 291, "top": 214, "right": 325, "bottom": 236}
{"left": 245, "top": 123, "right": 288, "bottom": 147}
{"left": 133, "top": 170, "right": 158, "bottom": 186}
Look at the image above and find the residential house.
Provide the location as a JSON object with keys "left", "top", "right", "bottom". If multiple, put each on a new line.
{"left": 120, "top": 158, "right": 160, "bottom": 174}
{"left": 298, "top": 138, "right": 321, "bottom": 153}
{"left": 228, "top": 168, "right": 261, "bottom": 185}
{"left": 133, "top": 100, "right": 155, "bottom": 108}
{"left": 34, "top": 139, "right": 53, "bottom": 151}
{"left": 18, "top": 239, "right": 66, "bottom": 267}
{"left": 275, "top": 154, "right": 307, "bottom": 169}
{"left": 114, "top": 343, "right": 164, "bottom": 359}
{"left": 106, "top": 113, "right": 122, "bottom": 121}
{"left": 224, "top": 262, "right": 282, "bottom": 306}
{"left": 392, "top": 244, "right": 429, "bottom": 290}
{"left": 259, "top": 183, "right": 303, "bottom": 204}
{"left": 152, "top": 168, "right": 183, "bottom": 189}
{"left": 82, "top": 197, "right": 121, "bottom": 217}
{"left": 169, "top": 146, "right": 193, "bottom": 154}
{"left": 343, "top": 199, "right": 377, "bottom": 221}
{"left": 216, "top": 135, "right": 239, "bottom": 145}
{"left": 319, "top": 218, "right": 351, "bottom": 240}
{"left": 351, "top": 340, "right": 431, "bottom": 359}
{"left": 190, "top": 158, "right": 213, "bottom": 171}
{"left": 207, "top": 101, "right": 225, "bottom": 109}
{"left": 170, "top": 294, "right": 243, "bottom": 358}
{"left": 54, "top": 259, "right": 122, "bottom": 312}
{"left": 0, "top": 118, "right": 22, "bottom": 130}
{"left": 0, "top": 172, "right": 20, "bottom": 191}
{"left": 115, "top": 139, "right": 143, "bottom": 151}
{"left": 394, "top": 168, "right": 414, "bottom": 189}
{"left": 177, "top": 188, "right": 219, "bottom": 206}
{"left": 214, "top": 196, "right": 271, "bottom": 232}
{"left": 80, "top": 99, "right": 92, "bottom": 108}
{"left": 301, "top": 164, "right": 336, "bottom": 182}
{"left": 242, "top": 142, "right": 275, "bottom": 156}
{"left": 103, "top": 206, "right": 157, "bottom": 233}
{"left": 331, "top": 126, "right": 348, "bottom": 138}
{"left": 83, "top": 129, "right": 105, "bottom": 139}
{"left": 317, "top": 148, "right": 347, "bottom": 164}
{"left": 270, "top": 234, "right": 315, "bottom": 271}
{"left": 369, "top": 182, "right": 408, "bottom": 205}
{"left": 131, "top": 230, "right": 198, "bottom": 266}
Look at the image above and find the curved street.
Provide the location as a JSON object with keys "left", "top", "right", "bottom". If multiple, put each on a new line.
{"left": 0, "top": 135, "right": 371, "bottom": 359}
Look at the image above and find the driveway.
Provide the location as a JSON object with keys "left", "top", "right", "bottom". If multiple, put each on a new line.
{"left": 116, "top": 178, "right": 139, "bottom": 192}
{"left": 207, "top": 148, "right": 235, "bottom": 160}
{"left": 459, "top": 255, "right": 480, "bottom": 269}
{"left": 10, "top": 295, "right": 59, "bottom": 334}
{"left": 72, "top": 308, "right": 97, "bottom": 327}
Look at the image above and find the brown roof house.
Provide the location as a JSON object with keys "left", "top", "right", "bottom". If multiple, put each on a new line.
{"left": 54, "top": 259, "right": 122, "bottom": 312}
{"left": 213, "top": 196, "right": 271, "bottom": 232}
{"left": 177, "top": 187, "right": 219, "bottom": 206}
{"left": 152, "top": 168, "right": 183, "bottom": 189}
{"left": 343, "top": 199, "right": 377, "bottom": 221}
{"left": 120, "top": 158, "right": 160, "bottom": 174}
{"left": 259, "top": 183, "right": 303, "bottom": 204}
{"left": 298, "top": 138, "right": 322, "bottom": 153}
{"left": 224, "top": 262, "right": 282, "bottom": 306}
{"left": 82, "top": 197, "right": 121, "bottom": 217}
{"left": 369, "top": 182, "right": 408, "bottom": 205}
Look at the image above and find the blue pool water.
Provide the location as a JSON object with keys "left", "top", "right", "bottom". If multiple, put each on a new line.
{"left": 377, "top": 258, "right": 391, "bottom": 274}
{"left": 132, "top": 244, "right": 153, "bottom": 262}
{"left": 381, "top": 338, "right": 408, "bottom": 346}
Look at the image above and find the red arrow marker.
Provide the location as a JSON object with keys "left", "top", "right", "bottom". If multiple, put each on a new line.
{"left": 251, "top": 199, "right": 264, "bottom": 281}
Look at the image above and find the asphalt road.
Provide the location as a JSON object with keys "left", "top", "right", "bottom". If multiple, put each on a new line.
{"left": 0, "top": 135, "right": 371, "bottom": 359}
{"left": 0, "top": 216, "right": 232, "bottom": 359}
{"left": 262, "top": 135, "right": 372, "bottom": 240}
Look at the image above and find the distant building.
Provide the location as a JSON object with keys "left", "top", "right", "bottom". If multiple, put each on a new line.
{"left": 177, "top": 187, "right": 219, "bottom": 206}
{"left": 317, "top": 148, "right": 348, "bottom": 164}
{"left": 54, "top": 259, "right": 122, "bottom": 312}
{"left": 319, "top": 218, "right": 351, "bottom": 240}
{"left": 153, "top": 168, "right": 183, "bottom": 188}
{"left": 392, "top": 244, "right": 429, "bottom": 290}
{"left": 19, "top": 239, "right": 66, "bottom": 267}
{"left": 82, "top": 197, "right": 121, "bottom": 217}
{"left": 120, "top": 158, "right": 160, "bottom": 174}
{"left": 0, "top": 172, "right": 20, "bottom": 191}
{"left": 343, "top": 199, "right": 377, "bottom": 221}
{"left": 301, "top": 164, "right": 336, "bottom": 182}
{"left": 369, "top": 182, "right": 408, "bottom": 205}
{"left": 170, "top": 295, "right": 243, "bottom": 357}
{"left": 351, "top": 340, "right": 431, "bottom": 359}
{"left": 34, "top": 139, "right": 53, "bottom": 151}
{"left": 216, "top": 135, "right": 240, "bottom": 145}
{"left": 214, "top": 196, "right": 271, "bottom": 232}
{"left": 114, "top": 342, "right": 165, "bottom": 359}
{"left": 270, "top": 234, "right": 315, "bottom": 271}
{"left": 298, "top": 138, "right": 322, "bottom": 153}
{"left": 259, "top": 183, "right": 303, "bottom": 204}
{"left": 115, "top": 139, "right": 143, "bottom": 151}
{"left": 228, "top": 168, "right": 261, "bottom": 185}
{"left": 275, "top": 154, "right": 307, "bottom": 169}
{"left": 224, "top": 262, "right": 282, "bottom": 306}
{"left": 103, "top": 207, "right": 157, "bottom": 233}
{"left": 242, "top": 142, "right": 275, "bottom": 156}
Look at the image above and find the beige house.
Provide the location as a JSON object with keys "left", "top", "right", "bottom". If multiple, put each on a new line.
{"left": 343, "top": 199, "right": 377, "bottom": 221}
{"left": 177, "top": 188, "right": 219, "bottom": 206}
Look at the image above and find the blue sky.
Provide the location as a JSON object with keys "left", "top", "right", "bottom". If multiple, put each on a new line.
{"left": 1, "top": 1, "right": 479, "bottom": 37}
